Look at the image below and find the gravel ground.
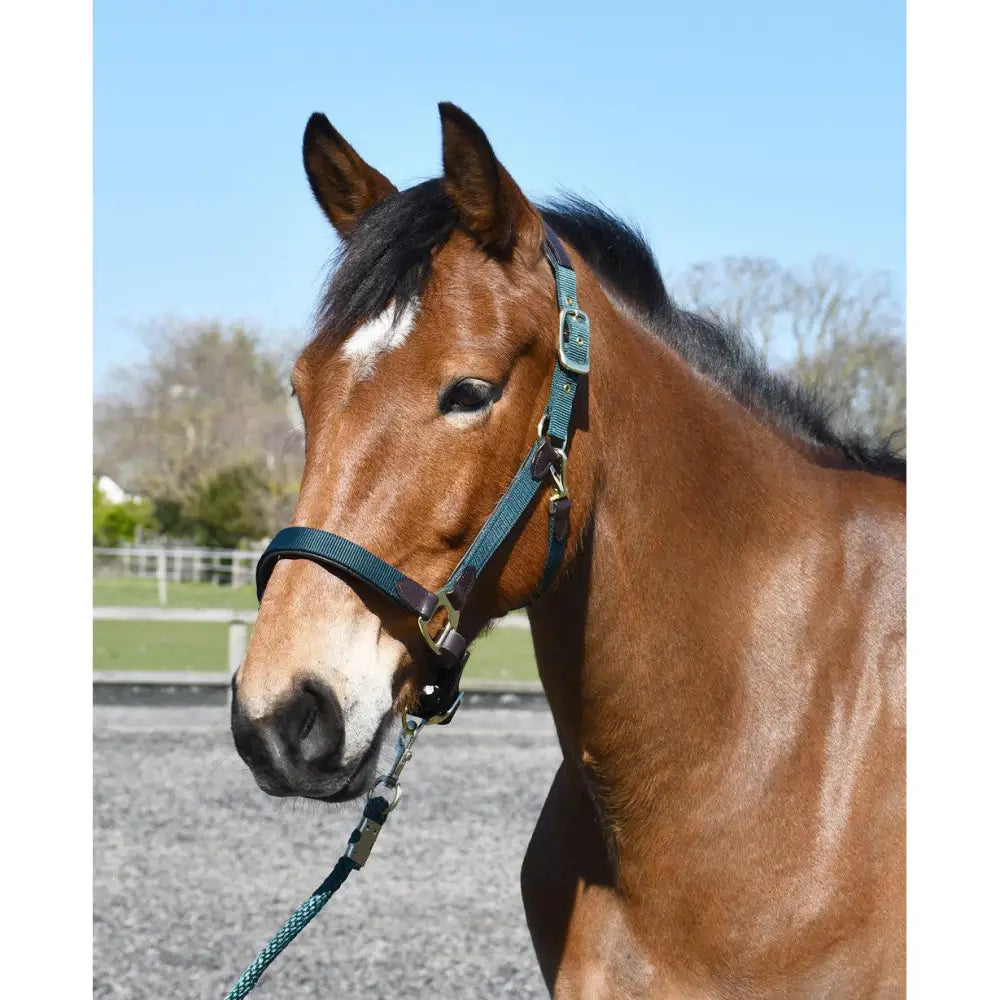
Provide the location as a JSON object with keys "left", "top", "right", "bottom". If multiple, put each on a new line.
{"left": 94, "top": 704, "right": 561, "bottom": 999}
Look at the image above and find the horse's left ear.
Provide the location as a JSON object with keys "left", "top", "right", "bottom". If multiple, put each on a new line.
{"left": 439, "top": 102, "right": 543, "bottom": 260}
{"left": 303, "top": 113, "right": 397, "bottom": 236}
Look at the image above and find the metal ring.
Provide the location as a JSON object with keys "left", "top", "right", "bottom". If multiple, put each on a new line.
{"left": 367, "top": 778, "right": 404, "bottom": 813}
{"left": 399, "top": 712, "right": 426, "bottom": 738}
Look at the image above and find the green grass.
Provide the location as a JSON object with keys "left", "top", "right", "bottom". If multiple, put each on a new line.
{"left": 94, "top": 620, "right": 229, "bottom": 672}
{"left": 94, "top": 577, "right": 258, "bottom": 610}
{"left": 458, "top": 626, "right": 537, "bottom": 682}
{"left": 93, "top": 577, "right": 538, "bottom": 681}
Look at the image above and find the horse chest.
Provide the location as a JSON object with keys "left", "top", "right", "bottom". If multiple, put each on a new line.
{"left": 553, "top": 886, "right": 657, "bottom": 1000}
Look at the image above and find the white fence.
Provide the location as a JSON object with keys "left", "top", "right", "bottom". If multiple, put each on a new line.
{"left": 94, "top": 546, "right": 264, "bottom": 602}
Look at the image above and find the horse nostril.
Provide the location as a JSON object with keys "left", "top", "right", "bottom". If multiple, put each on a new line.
{"left": 285, "top": 681, "right": 345, "bottom": 771}
{"left": 298, "top": 702, "right": 319, "bottom": 742}
{"left": 230, "top": 679, "right": 346, "bottom": 785}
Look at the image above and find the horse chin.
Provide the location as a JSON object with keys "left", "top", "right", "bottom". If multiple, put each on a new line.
{"left": 315, "top": 712, "right": 392, "bottom": 803}
{"left": 317, "top": 754, "right": 379, "bottom": 802}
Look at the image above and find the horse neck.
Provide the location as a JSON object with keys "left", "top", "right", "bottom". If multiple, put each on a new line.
{"left": 526, "top": 290, "right": 842, "bottom": 865}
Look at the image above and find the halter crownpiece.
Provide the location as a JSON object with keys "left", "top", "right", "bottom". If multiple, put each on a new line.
{"left": 255, "top": 222, "right": 590, "bottom": 720}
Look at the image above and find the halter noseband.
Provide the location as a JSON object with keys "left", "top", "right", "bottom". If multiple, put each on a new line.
{"left": 255, "top": 223, "right": 590, "bottom": 720}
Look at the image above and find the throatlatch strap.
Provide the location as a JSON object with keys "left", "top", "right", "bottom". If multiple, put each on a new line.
{"left": 532, "top": 497, "right": 571, "bottom": 601}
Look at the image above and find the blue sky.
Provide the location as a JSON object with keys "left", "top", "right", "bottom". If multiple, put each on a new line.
{"left": 95, "top": 0, "right": 903, "bottom": 387}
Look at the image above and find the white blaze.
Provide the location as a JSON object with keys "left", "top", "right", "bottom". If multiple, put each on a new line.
{"left": 327, "top": 610, "right": 401, "bottom": 769}
{"left": 341, "top": 301, "right": 417, "bottom": 378}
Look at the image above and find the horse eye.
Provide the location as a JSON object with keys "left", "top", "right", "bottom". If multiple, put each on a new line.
{"left": 440, "top": 379, "right": 497, "bottom": 415}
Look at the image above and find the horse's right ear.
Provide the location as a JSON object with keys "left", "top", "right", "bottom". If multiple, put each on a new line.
{"left": 439, "top": 102, "right": 542, "bottom": 260}
{"left": 302, "top": 113, "right": 397, "bottom": 236}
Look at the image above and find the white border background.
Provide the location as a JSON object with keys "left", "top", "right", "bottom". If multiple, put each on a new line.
{"left": 907, "top": 0, "right": 1000, "bottom": 994}
{"left": 1, "top": 0, "right": 92, "bottom": 993}
{"left": 1, "top": 1, "right": 998, "bottom": 994}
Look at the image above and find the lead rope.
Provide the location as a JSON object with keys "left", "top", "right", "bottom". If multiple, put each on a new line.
{"left": 224, "top": 853, "right": 363, "bottom": 1000}
{"left": 223, "top": 706, "right": 451, "bottom": 999}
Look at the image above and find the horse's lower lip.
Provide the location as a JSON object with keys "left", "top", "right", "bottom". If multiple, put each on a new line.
{"left": 312, "top": 741, "right": 381, "bottom": 802}
{"left": 315, "top": 762, "right": 372, "bottom": 802}
{"left": 251, "top": 751, "right": 375, "bottom": 802}
{"left": 253, "top": 776, "right": 296, "bottom": 797}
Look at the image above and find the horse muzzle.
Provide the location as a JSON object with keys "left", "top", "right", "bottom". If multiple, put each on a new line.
{"left": 230, "top": 677, "right": 382, "bottom": 801}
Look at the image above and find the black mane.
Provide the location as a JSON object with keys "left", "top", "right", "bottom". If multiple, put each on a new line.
{"left": 540, "top": 196, "right": 906, "bottom": 479}
{"left": 318, "top": 180, "right": 905, "bottom": 480}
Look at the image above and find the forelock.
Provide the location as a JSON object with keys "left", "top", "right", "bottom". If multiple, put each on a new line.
{"left": 317, "top": 180, "right": 457, "bottom": 346}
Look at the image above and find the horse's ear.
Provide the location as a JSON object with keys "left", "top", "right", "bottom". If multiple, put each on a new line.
{"left": 439, "top": 102, "right": 542, "bottom": 260}
{"left": 302, "top": 113, "right": 397, "bottom": 236}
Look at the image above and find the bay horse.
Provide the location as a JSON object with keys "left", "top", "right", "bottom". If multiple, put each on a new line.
{"left": 231, "top": 103, "right": 906, "bottom": 998}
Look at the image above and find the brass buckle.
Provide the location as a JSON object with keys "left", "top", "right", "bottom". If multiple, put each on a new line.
{"left": 535, "top": 418, "right": 570, "bottom": 512}
{"left": 548, "top": 446, "right": 569, "bottom": 511}
{"left": 417, "top": 587, "right": 461, "bottom": 656}
{"left": 558, "top": 307, "right": 590, "bottom": 374}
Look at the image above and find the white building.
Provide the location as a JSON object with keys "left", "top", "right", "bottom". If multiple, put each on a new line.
{"left": 96, "top": 475, "right": 137, "bottom": 504}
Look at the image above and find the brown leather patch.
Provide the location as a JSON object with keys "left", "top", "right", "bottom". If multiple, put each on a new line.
{"left": 438, "top": 627, "right": 468, "bottom": 668}
{"left": 395, "top": 577, "right": 437, "bottom": 619}
{"left": 532, "top": 440, "right": 558, "bottom": 481}
{"left": 551, "top": 496, "right": 572, "bottom": 543}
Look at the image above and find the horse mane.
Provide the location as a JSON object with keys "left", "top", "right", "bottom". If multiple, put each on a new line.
{"left": 539, "top": 196, "right": 906, "bottom": 480}
{"left": 318, "top": 180, "right": 905, "bottom": 480}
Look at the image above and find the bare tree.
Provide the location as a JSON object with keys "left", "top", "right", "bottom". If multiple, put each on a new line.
{"left": 790, "top": 328, "right": 906, "bottom": 447}
{"left": 94, "top": 320, "right": 304, "bottom": 531}
{"left": 673, "top": 256, "right": 788, "bottom": 355}
{"left": 672, "top": 255, "right": 905, "bottom": 446}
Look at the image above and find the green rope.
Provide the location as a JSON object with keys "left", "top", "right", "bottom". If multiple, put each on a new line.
{"left": 224, "top": 794, "right": 392, "bottom": 999}
{"left": 224, "top": 856, "right": 359, "bottom": 999}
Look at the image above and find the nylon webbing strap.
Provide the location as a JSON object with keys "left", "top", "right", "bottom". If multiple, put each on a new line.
{"left": 256, "top": 527, "right": 437, "bottom": 619}
{"left": 443, "top": 439, "right": 548, "bottom": 595}
{"left": 533, "top": 507, "right": 568, "bottom": 601}
{"left": 541, "top": 224, "right": 590, "bottom": 445}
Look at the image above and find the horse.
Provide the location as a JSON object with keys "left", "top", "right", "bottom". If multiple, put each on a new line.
{"left": 230, "top": 103, "right": 906, "bottom": 998}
